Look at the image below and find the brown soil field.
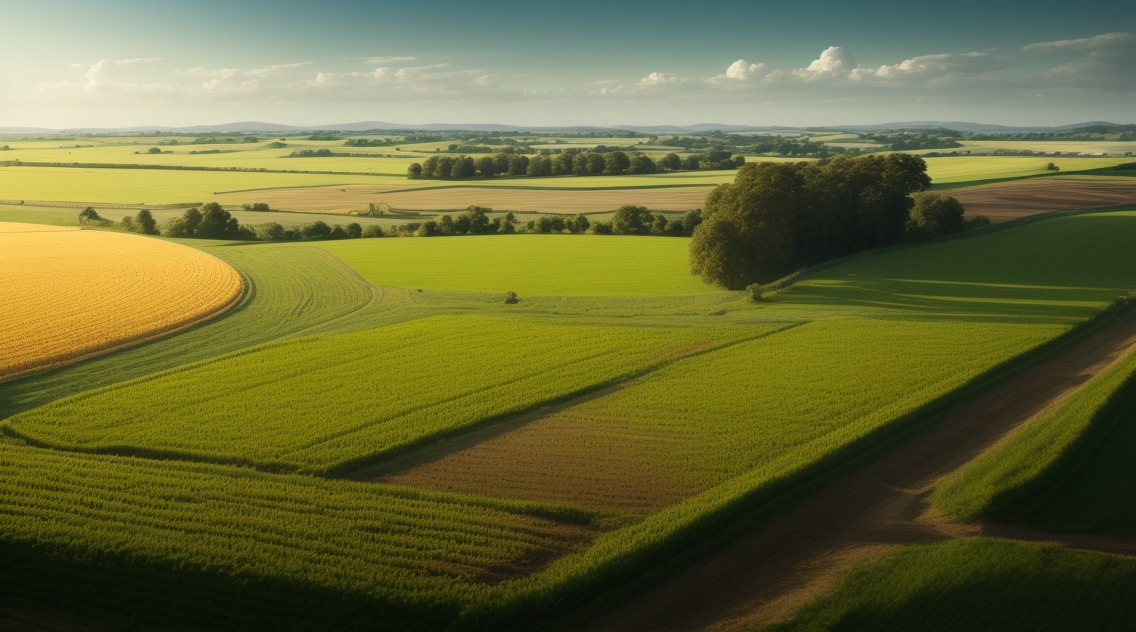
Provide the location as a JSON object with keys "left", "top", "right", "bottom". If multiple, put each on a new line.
{"left": 371, "top": 382, "right": 701, "bottom": 514}
{"left": 952, "top": 177, "right": 1136, "bottom": 223}
{"left": 0, "top": 224, "right": 243, "bottom": 382}
{"left": 581, "top": 306, "right": 1136, "bottom": 632}
{"left": 215, "top": 185, "right": 712, "bottom": 215}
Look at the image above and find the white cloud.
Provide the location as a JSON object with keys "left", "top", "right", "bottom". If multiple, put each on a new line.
{"left": 724, "top": 59, "right": 764, "bottom": 81}
{"left": 1023, "top": 32, "right": 1132, "bottom": 51}
{"left": 639, "top": 71, "right": 680, "bottom": 86}
{"left": 793, "top": 46, "right": 857, "bottom": 79}
{"left": 851, "top": 52, "right": 997, "bottom": 82}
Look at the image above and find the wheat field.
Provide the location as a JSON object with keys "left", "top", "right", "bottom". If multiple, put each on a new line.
{"left": 0, "top": 224, "right": 243, "bottom": 381}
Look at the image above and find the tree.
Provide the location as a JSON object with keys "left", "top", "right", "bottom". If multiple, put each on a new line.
{"left": 659, "top": 153, "right": 681, "bottom": 171}
{"left": 690, "top": 217, "right": 750, "bottom": 290}
{"left": 611, "top": 205, "right": 654, "bottom": 235}
{"left": 908, "top": 192, "right": 965, "bottom": 237}
{"left": 78, "top": 207, "right": 103, "bottom": 225}
{"left": 147, "top": 147, "right": 162, "bottom": 154}
{"left": 628, "top": 154, "right": 657, "bottom": 174}
{"left": 301, "top": 221, "right": 331, "bottom": 240}
{"left": 570, "top": 213, "right": 590, "bottom": 234}
{"left": 499, "top": 212, "right": 517, "bottom": 234}
{"left": 476, "top": 156, "right": 497, "bottom": 177}
{"left": 165, "top": 207, "right": 203, "bottom": 238}
{"left": 196, "top": 203, "right": 237, "bottom": 239}
{"left": 603, "top": 151, "right": 631, "bottom": 175}
{"left": 134, "top": 209, "right": 159, "bottom": 235}
{"left": 256, "top": 222, "right": 286, "bottom": 241}
{"left": 362, "top": 224, "right": 385, "bottom": 238}
{"left": 585, "top": 152, "right": 606, "bottom": 175}
{"left": 345, "top": 222, "right": 363, "bottom": 239}
{"left": 507, "top": 155, "right": 530, "bottom": 176}
{"left": 681, "top": 155, "right": 701, "bottom": 170}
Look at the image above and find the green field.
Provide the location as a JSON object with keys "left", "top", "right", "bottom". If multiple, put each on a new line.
{"left": 5, "top": 317, "right": 754, "bottom": 473}
{"left": 320, "top": 235, "right": 718, "bottom": 296}
{"left": 6, "top": 128, "right": 1136, "bottom": 632}
{"left": 935, "top": 344, "right": 1136, "bottom": 531}
{"left": 761, "top": 538, "right": 1136, "bottom": 632}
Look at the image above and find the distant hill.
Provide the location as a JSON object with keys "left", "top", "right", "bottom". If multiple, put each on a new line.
{"left": 0, "top": 121, "right": 1127, "bottom": 135}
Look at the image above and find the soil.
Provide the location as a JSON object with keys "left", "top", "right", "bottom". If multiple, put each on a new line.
{"left": 583, "top": 306, "right": 1136, "bottom": 632}
{"left": 951, "top": 177, "right": 1136, "bottom": 223}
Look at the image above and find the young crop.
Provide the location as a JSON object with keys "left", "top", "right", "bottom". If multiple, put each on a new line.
{"left": 5, "top": 316, "right": 755, "bottom": 473}
{"left": 0, "top": 223, "right": 242, "bottom": 382}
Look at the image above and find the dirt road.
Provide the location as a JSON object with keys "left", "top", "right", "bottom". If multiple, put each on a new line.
{"left": 585, "top": 307, "right": 1136, "bottom": 632}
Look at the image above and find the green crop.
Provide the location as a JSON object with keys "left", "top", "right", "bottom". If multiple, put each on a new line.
{"left": 5, "top": 316, "right": 760, "bottom": 473}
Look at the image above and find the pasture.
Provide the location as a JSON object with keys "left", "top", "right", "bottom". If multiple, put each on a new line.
{"left": 320, "top": 235, "right": 718, "bottom": 295}
{"left": 0, "top": 224, "right": 242, "bottom": 382}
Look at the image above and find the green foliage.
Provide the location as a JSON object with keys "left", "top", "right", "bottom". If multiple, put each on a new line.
{"left": 6, "top": 317, "right": 748, "bottom": 473}
{"left": 760, "top": 539, "right": 1136, "bottom": 632}
{"left": 907, "top": 191, "right": 965, "bottom": 237}
{"left": 320, "top": 235, "right": 718, "bottom": 296}
{"left": 77, "top": 206, "right": 104, "bottom": 225}
{"left": 690, "top": 154, "right": 931, "bottom": 289}
{"left": 934, "top": 337, "right": 1136, "bottom": 527}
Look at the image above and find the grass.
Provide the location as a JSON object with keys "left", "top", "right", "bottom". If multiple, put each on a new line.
{"left": 758, "top": 538, "right": 1136, "bottom": 632}
{"left": 934, "top": 340, "right": 1136, "bottom": 531}
{"left": 0, "top": 225, "right": 242, "bottom": 381}
{"left": 0, "top": 440, "right": 595, "bottom": 631}
{"left": 4, "top": 316, "right": 756, "bottom": 473}
{"left": 320, "top": 235, "right": 719, "bottom": 296}
{"left": 0, "top": 242, "right": 372, "bottom": 419}
{"left": 923, "top": 155, "right": 1133, "bottom": 185}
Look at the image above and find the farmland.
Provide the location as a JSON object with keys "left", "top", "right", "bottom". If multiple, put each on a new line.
{"left": 0, "top": 223, "right": 242, "bottom": 381}
{"left": 320, "top": 235, "right": 717, "bottom": 295}
{"left": 5, "top": 129, "right": 1136, "bottom": 631}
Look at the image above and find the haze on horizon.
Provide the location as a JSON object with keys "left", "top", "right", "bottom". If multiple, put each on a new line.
{"left": 1, "top": 0, "right": 1133, "bottom": 129}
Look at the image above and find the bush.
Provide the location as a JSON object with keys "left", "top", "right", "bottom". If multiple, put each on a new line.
{"left": 908, "top": 192, "right": 965, "bottom": 238}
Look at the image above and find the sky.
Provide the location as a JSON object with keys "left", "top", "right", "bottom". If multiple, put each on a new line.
{"left": 1, "top": 0, "right": 1134, "bottom": 128}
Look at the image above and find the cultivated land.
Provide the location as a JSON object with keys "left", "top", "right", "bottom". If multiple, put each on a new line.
{"left": 0, "top": 223, "right": 242, "bottom": 382}
{"left": 5, "top": 132, "right": 1136, "bottom": 631}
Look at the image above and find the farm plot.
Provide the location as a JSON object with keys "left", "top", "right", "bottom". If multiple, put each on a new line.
{"left": 949, "top": 177, "right": 1136, "bottom": 223}
{"left": 0, "top": 441, "right": 598, "bottom": 630}
{"left": 5, "top": 317, "right": 761, "bottom": 473}
{"left": 0, "top": 224, "right": 242, "bottom": 382}
{"left": 382, "top": 318, "right": 1064, "bottom": 512}
{"left": 218, "top": 184, "right": 712, "bottom": 214}
{"left": 924, "top": 155, "right": 1131, "bottom": 186}
{"left": 321, "top": 235, "right": 717, "bottom": 296}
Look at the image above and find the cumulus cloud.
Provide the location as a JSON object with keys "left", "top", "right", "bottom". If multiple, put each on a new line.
{"left": 793, "top": 46, "right": 857, "bottom": 78}
{"left": 639, "top": 71, "right": 681, "bottom": 86}
{"left": 850, "top": 52, "right": 997, "bottom": 82}
{"left": 724, "top": 59, "right": 764, "bottom": 81}
{"left": 1023, "top": 32, "right": 1133, "bottom": 51}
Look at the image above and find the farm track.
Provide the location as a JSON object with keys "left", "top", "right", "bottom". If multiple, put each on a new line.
{"left": 583, "top": 306, "right": 1136, "bottom": 632}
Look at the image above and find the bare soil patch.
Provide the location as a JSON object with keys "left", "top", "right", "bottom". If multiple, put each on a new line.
{"left": 583, "top": 307, "right": 1136, "bottom": 632}
{"left": 952, "top": 177, "right": 1136, "bottom": 223}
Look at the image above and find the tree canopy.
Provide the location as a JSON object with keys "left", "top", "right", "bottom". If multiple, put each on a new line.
{"left": 690, "top": 154, "right": 934, "bottom": 289}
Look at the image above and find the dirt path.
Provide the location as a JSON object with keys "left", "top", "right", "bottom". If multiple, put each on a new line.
{"left": 584, "top": 307, "right": 1136, "bottom": 632}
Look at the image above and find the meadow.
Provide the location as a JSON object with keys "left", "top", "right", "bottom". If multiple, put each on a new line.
{"left": 320, "top": 235, "right": 717, "bottom": 296}
{"left": 0, "top": 224, "right": 242, "bottom": 382}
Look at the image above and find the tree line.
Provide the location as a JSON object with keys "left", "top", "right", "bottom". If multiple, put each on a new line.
{"left": 408, "top": 149, "right": 744, "bottom": 180}
{"left": 78, "top": 203, "right": 702, "bottom": 242}
{"left": 690, "top": 155, "right": 987, "bottom": 290}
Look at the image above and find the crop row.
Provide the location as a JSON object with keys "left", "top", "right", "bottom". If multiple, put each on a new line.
{"left": 6, "top": 316, "right": 764, "bottom": 473}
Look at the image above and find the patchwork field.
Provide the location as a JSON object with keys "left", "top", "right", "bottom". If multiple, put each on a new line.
{"left": 0, "top": 224, "right": 242, "bottom": 382}
{"left": 950, "top": 176, "right": 1136, "bottom": 222}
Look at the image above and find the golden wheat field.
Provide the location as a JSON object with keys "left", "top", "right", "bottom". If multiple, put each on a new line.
{"left": 0, "top": 224, "right": 244, "bottom": 381}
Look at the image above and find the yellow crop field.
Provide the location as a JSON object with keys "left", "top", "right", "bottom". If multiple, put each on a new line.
{"left": 0, "top": 224, "right": 243, "bottom": 381}
{"left": 924, "top": 155, "right": 1131, "bottom": 184}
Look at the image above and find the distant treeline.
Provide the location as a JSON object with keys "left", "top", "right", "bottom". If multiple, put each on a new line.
{"left": 408, "top": 149, "right": 744, "bottom": 180}
{"left": 690, "top": 155, "right": 988, "bottom": 289}
{"left": 81, "top": 203, "right": 702, "bottom": 243}
{"left": 860, "top": 130, "right": 963, "bottom": 151}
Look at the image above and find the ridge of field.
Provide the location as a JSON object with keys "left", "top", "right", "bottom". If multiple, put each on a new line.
{"left": 5, "top": 317, "right": 761, "bottom": 473}
{"left": 320, "top": 235, "right": 717, "bottom": 296}
{"left": 934, "top": 338, "right": 1136, "bottom": 531}
{"left": 950, "top": 177, "right": 1136, "bottom": 222}
{"left": 0, "top": 243, "right": 372, "bottom": 420}
{"left": 0, "top": 224, "right": 243, "bottom": 382}
{"left": 758, "top": 538, "right": 1136, "bottom": 632}
{"left": 0, "top": 441, "right": 598, "bottom": 631}
{"left": 382, "top": 318, "right": 1063, "bottom": 511}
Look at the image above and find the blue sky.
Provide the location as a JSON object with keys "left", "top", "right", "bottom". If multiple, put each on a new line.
{"left": 1, "top": 0, "right": 1133, "bottom": 128}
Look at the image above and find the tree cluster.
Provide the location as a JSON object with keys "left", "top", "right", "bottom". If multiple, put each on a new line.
{"left": 591, "top": 206, "right": 702, "bottom": 237}
{"left": 166, "top": 203, "right": 255, "bottom": 240}
{"left": 691, "top": 155, "right": 969, "bottom": 289}
{"left": 409, "top": 149, "right": 743, "bottom": 180}
{"left": 120, "top": 209, "right": 159, "bottom": 235}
